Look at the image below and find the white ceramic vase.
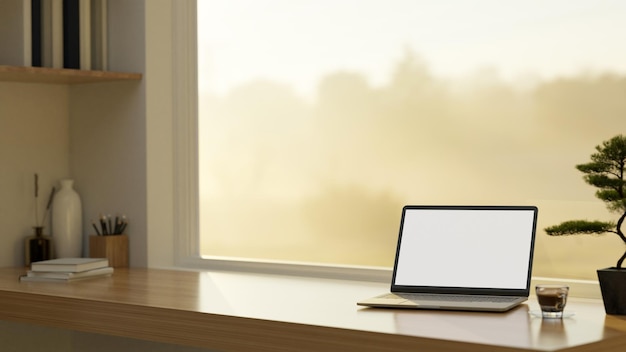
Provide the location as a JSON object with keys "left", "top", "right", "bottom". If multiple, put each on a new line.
{"left": 52, "top": 179, "right": 83, "bottom": 258}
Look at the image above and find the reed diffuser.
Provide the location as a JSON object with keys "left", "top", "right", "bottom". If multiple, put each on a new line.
{"left": 24, "top": 173, "right": 56, "bottom": 266}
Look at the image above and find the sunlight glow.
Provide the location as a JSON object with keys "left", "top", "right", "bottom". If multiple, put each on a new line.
{"left": 199, "top": 0, "right": 626, "bottom": 98}
{"left": 197, "top": 0, "right": 626, "bottom": 277}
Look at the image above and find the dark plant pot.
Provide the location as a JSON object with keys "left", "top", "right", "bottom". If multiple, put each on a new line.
{"left": 597, "top": 267, "right": 626, "bottom": 315}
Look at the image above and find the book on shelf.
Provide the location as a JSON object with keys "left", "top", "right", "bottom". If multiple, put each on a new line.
{"left": 62, "top": 0, "right": 80, "bottom": 69}
{"left": 20, "top": 266, "right": 114, "bottom": 282}
{"left": 78, "top": 0, "right": 91, "bottom": 70}
{"left": 41, "top": 0, "right": 64, "bottom": 68}
{"left": 1, "top": 0, "right": 106, "bottom": 70}
{"left": 0, "top": 0, "right": 32, "bottom": 66}
{"left": 90, "top": 0, "right": 107, "bottom": 70}
{"left": 30, "top": 257, "right": 109, "bottom": 272}
{"left": 31, "top": 0, "right": 42, "bottom": 66}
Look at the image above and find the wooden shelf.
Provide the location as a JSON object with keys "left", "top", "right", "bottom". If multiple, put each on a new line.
{"left": 0, "top": 65, "right": 142, "bottom": 85}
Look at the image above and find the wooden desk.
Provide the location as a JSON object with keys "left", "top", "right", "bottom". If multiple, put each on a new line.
{"left": 1, "top": 267, "right": 626, "bottom": 351}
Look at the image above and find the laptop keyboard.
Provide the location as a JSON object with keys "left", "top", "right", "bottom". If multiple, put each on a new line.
{"left": 387, "top": 293, "right": 519, "bottom": 303}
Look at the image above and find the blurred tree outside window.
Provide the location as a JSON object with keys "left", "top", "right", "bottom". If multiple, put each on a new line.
{"left": 197, "top": 0, "right": 626, "bottom": 279}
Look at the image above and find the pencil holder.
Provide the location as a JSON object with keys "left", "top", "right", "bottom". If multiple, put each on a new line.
{"left": 89, "top": 235, "right": 129, "bottom": 268}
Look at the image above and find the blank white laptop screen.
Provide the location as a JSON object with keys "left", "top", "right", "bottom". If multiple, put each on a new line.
{"left": 393, "top": 208, "right": 536, "bottom": 290}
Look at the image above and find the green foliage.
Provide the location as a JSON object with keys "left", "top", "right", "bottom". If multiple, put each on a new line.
{"left": 575, "top": 134, "right": 626, "bottom": 213}
{"left": 545, "top": 220, "right": 615, "bottom": 236}
{"left": 544, "top": 135, "right": 626, "bottom": 268}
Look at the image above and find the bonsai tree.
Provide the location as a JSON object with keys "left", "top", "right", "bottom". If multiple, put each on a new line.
{"left": 545, "top": 134, "right": 626, "bottom": 269}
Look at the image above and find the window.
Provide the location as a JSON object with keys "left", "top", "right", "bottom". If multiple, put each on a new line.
{"left": 196, "top": 0, "right": 626, "bottom": 280}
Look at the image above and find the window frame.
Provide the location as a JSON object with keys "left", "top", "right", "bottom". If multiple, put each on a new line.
{"left": 172, "top": 0, "right": 391, "bottom": 282}
{"left": 172, "top": 1, "right": 603, "bottom": 295}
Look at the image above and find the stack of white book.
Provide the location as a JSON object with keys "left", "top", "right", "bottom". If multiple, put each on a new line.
{"left": 20, "top": 257, "right": 113, "bottom": 282}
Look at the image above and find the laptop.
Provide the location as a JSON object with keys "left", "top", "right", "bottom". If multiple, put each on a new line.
{"left": 358, "top": 205, "right": 538, "bottom": 312}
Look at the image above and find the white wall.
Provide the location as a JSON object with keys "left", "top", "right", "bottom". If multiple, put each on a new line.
{"left": 0, "top": 83, "right": 70, "bottom": 267}
{"left": 145, "top": 0, "right": 176, "bottom": 268}
{"left": 69, "top": 0, "right": 149, "bottom": 266}
{"left": 70, "top": 0, "right": 179, "bottom": 268}
{"left": 69, "top": 81, "right": 147, "bottom": 263}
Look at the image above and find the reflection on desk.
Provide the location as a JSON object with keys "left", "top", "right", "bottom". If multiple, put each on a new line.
{"left": 361, "top": 298, "right": 624, "bottom": 351}
{"left": 2, "top": 267, "right": 626, "bottom": 352}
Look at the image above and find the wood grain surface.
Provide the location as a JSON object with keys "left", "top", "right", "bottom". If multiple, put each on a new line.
{"left": 0, "top": 65, "right": 141, "bottom": 84}
{"left": 1, "top": 267, "right": 626, "bottom": 352}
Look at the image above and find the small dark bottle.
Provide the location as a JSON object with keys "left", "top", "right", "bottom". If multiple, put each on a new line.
{"left": 24, "top": 226, "right": 53, "bottom": 266}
